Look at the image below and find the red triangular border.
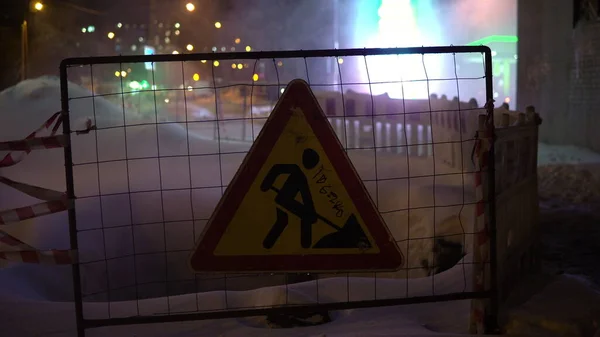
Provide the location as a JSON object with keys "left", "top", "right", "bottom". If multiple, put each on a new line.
{"left": 189, "top": 79, "right": 403, "bottom": 273}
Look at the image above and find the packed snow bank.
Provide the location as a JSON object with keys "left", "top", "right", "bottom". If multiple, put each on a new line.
{"left": 538, "top": 164, "right": 600, "bottom": 207}
{"left": 537, "top": 143, "right": 600, "bottom": 207}
{"left": 505, "top": 274, "right": 600, "bottom": 337}
{"left": 538, "top": 143, "right": 600, "bottom": 166}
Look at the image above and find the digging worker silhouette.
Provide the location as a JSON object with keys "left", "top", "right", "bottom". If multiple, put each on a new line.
{"left": 260, "top": 148, "right": 320, "bottom": 249}
{"left": 260, "top": 147, "right": 372, "bottom": 250}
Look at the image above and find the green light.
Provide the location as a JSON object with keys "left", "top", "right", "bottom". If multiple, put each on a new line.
{"left": 128, "top": 81, "right": 141, "bottom": 90}
{"left": 466, "top": 35, "right": 518, "bottom": 46}
{"left": 87, "top": 25, "right": 95, "bottom": 33}
{"left": 140, "top": 80, "right": 150, "bottom": 89}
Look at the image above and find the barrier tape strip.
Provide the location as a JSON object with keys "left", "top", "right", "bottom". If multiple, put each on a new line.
{"left": 0, "top": 231, "right": 35, "bottom": 251}
{"left": 0, "top": 199, "right": 71, "bottom": 225}
{"left": 0, "top": 111, "right": 63, "bottom": 168}
{"left": 0, "top": 134, "right": 67, "bottom": 152}
{"left": 469, "top": 99, "right": 494, "bottom": 334}
{"left": 0, "top": 249, "right": 76, "bottom": 265}
{"left": 0, "top": 176, "right": 66, "bottom": 201}
{"left": 0, "top": 111, "right": 77, "bottom": 266}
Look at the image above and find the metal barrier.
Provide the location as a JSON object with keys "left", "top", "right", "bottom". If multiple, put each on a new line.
{"left": 59, "top": 46, "right": 497, "bottom": 336}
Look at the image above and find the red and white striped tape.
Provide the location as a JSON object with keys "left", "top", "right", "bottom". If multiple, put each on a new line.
{"left": 0, "top": 134, "right": 67, "bottom": 152}
{"left": 0, "top": 199, "right": 71, "bottom": 225}
{"left": 0, "top": 249, "right": 76, "bottom": 265}
{"left": 0, "top": 231, "right": 35, "bottom": 251}
{"left": 470, "top": 102, "right": 494, "bottom": 334}
{"left": 0, "top": 111, "right": 77, "bottom": 266}
{"left": 0, "top": 176, "right": 66, "bottom": 201}
{"left": 0, "top": 111, "right": 63, "bottom": 168}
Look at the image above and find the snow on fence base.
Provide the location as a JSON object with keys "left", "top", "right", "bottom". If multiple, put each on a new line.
{"left": 55, "top": 46, "right": 541, "bottom": 337}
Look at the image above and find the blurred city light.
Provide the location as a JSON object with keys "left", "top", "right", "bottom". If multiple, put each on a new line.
{"left": 174, "top": 23, "right": 180, "bottom": 29}
{"left": 213, "top": 60, "right": 220, "bottom": 67}
{"left": 280, "top": 88, "right": 285, "bottom": 94}
{"left": 211, "top": 46, "right": 217, "bottom": 52}
{"left": 214, "top": 22, "right": 222, "bottom": 29}
{"left": 107, "top": 32, "right": 115, "bottom": 39}
{"left": 277, "top": 61, "right": 283, "bottom": 67}
{"left": 245, "top": 46, "right": 251, "bottom": 52}
{"left": 81, "top": 27, "right": 86, "bottom": 33}
{"left": 33, "top": 2, "right": 44, "bottom": 11}
{"left": 117, "top": 22, "right": 122, "bottom": 28}
{"left": 237, "top": 63, "right": 243, "bottom": 69}
{"left": 114, "top": 71, "right": 120, "bottom": 77}
{"left": 87, "top": 26, "right": 95, "bottom": 33}
{"left": 187, "top": 86, "right": 193, "bottom": 91}
{"left": 164, "top": 98, "right": 170, "bottom": 103}
{"left": 172, "top": 50, "right": 179, "bottom": 54}
{"left": 185, "top": 3, "right": 195, "bottom": 12}
{"left": 337, "top": 58, "right": 344, "bottom": 64}
{"left": 231, "top": 63, "right": 236, "bottom": 69}
{"left": 252, "top": 74, "right": 259, "bottom": 82}
{"left": 193, "top": 73, "right": 200, "bottom": 81}
{"left": 121, "top": 71, "right": 127, "bottom": 77}
{"left": 128, "top": 81, "right": 141, "bottom": 90}
{"left": 234, "top": 38, "right": 241, "bottom": 44}
{"left": 186, "top": 44, "right": 194, "bottom": 51}
{"left": 200, "top": 60, "right": 207, "bottom": 63}
{"left": 175, "top": 30, "right": 180, "bottom": 35}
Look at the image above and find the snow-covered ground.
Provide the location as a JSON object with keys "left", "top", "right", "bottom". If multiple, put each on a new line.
{"left": 1, "top": 77, "right": 599, "bottom": 337}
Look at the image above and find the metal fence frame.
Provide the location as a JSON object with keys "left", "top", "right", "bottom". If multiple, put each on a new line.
{"left": 59, "top": 46, "right": 496, "bottom": 336}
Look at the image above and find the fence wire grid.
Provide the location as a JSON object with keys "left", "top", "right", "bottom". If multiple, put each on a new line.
{"left": 60, "top": 46, "right": 495, "bottom": 332}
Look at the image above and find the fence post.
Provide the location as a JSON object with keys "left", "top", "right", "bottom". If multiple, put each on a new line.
{"left": 60, "top": 62, "right": 86, "bottom": 337}
{"left": 469, "top": 108, "right": 498, "bottom": 334}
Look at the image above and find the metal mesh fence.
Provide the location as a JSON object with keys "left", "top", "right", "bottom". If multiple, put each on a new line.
{"left": 60, "top": 46, "right": 494, "bottom": 331}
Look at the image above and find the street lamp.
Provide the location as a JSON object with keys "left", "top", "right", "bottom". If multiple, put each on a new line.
{"left": 185, "top": 3, "right": 195, "bottom": 12}
{"left": 214, "top": 21, "right": 222, "bottom": 29}
{"left": 107, "top": 32, "right": 115, "bottom": 39}
{"left": 245, "top": 46, "right": 251, "bottom": 52}
{"left": 186, "top": 44, "right": 194, "bottom": 51}
{"left": 33, "top": 2, "right": 44, "bottom": 11}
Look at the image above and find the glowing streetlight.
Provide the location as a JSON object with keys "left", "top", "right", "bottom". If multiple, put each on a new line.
{"left": 193, "top": 73, "right": 200, "bottom": 81}
{"left": 186, "top": 44, "right": 194, "bottom": 51}
{"left": 252, "top": 74, "right": 259, "bottom": 82}
{"left": 231, "top": 63, "right": 236, "bottom": 69}
{"left": 214, "top": 21, "right": 222, "bottom": 29}
{"left": 245, "top": 46, "right": 251, "bottom": 52}
{"left": 114, "top": 71, "right": 120, "bottom": 77}
{"left": 200, "top": 60, "right": 207, "bottom": 63}
{"left": 277, "top": 61, "right": 283, "bottom": 67}
{"left": 185, "top": 3, "right": 195, "bottom": 12}
{"left": 33, "top": 2, "right": 44, "bottom": 11}
{"left": 117, "top": 22, "right": 122, "bottom": 28}
{"left": 234, "top": 38, "right": 241, "bottom": 44}
{"left": 237, "top": 63, "right": 243, "bottom": 70}
{"left": 213, "top": 60, "right": 220, "bottom": 67}
{"left": 172, "top": 50, "right": 179, "bottom": 54}
{"left": 174, "top": 23, "right": 180, "bottom": 29}
{"left": 120, "top": 71, "right": 127, "bottom": 77}
{"left": 337, "top": 58, "right": 344, "bottom": 64}
{"left": 107, "top": 32, "right": 115, "bottom": 39}
{"left": 175, "top": 30, "right": 180, "bottom": 36}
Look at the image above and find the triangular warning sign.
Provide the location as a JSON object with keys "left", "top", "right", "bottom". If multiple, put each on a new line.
{"left": 189, "top": 79, "right": 403, "bottom": 273}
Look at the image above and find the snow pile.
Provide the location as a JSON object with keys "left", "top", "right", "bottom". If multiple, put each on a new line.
{"left": 538, "top": 143, "right": 600, "bottom": 166}
{"left": 537, "top": 164, "right": 600, "bottom": 207}
{"left": 505, "top": 274, "right": 600, "bottom": 337}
